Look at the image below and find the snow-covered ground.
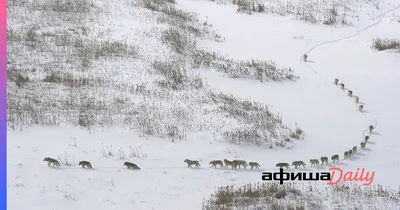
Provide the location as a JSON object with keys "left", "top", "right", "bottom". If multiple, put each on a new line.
{"left": 7, "top": 0, "right": 400, "bottom": 209}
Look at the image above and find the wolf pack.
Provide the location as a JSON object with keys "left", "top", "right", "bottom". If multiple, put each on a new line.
{"left": 41, "top": 157, "right": 261, "bottom": 171}
{"left": 43, "top": 123, "right": 373, "bottom": 171}
{"left": 277, "top": 77, "right": 379, "bottom": 169}
{"left": 184, "top": 159, "right": 261, "bottom": 170}
{"left": 43, "top": 124, "right": 375, "bottom": 172}
{"left": 42, "top": 77, "right": 377, "bottom": 172}
{"left": 42, "top": 125, "right": 375, "bottom": 171}
{"left": 277, "top": 125, "right": 374, "bottom": 169}
{"left": 185, "top": 123, "right": 374, "bottom": 171}
{"left": 42, "top": 157, "right": 141, "bottom": 170}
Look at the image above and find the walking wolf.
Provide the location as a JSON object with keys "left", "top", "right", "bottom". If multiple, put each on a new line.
{"left": 124, "top": 162, "right": 140, "bottom": 170}
{"left": 358, "top": 105, "right": 364, "bottom": 112}
{"left": 348, "top": 149, "right": 353, "bottom": 157}
{"left": 43, "top": 157, "right": 60, "bottom": 167}
{"left": 232, "top": 160, "right": 248, "bottom": 169}
{"left": 209, "top": 160, "right": 224, "bottom": 168}
{"left": 360, "top": 142, "right": 366, "bottom": 150}
{"left": 320, "top": 157, "right": 328, "bottom": 165}
{"left": 369, "top": 125, "right": 374, "bottom": 134}
{"left": 303, "top": 54, "right": 307, "bottom": 62}
{"left": 249, "top": 162, "right": 260, "bottom": 170}
{"left": 79, "top": 161, "right": 92, "bottom": 169}
{"left": 310, "top": 159, "right": 319, "bottom": 167}
{"left": 334, "top": 78, "right": 339, "bottom": 85}
{"left": 344, "top": 151, "right": 349, "bottom": 159}
{"left": 352, "top": 146, "right": 357, "bottom": 155}
{"left": 348, "top": 90, "right": 353, "bottom": 97}
{"left": 364, "top": 135, "right": 370, "bottom": 143}
{"left": 331, "top": 154, "right": 339, "bottom": 163}
{"left": 276, "top": 162, "right": 290, "bottom": 169}
{"left": 184, "top": 159, "right": 200, "bottom": 168}
{"left": 223, "top": 159, "right": 234, "bottom": 169}
{"left": 292, "top": 161, "right": 306, "bottom": 169}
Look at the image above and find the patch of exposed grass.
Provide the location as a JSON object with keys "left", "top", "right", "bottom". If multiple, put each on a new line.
{"left": 372, "top": 37, "right": 400, "bottom": 52}
{"left": 202, "top": 182, "right": 400, "bottom": 210}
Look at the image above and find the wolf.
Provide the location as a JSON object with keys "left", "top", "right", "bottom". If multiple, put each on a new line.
{"left": 184, "top": 159, "right": 200, "bottom": 168}
{"left": 248, "top": 162, "right": 260, "bottom": 170}
{"left": 334, "top": 78, "right": 339, "bottom": 85}
{"left": 310, "top": 159, "right": 320, "bottom": 167}
{"left": 232, "top": 160, "right": 248, "bottom": 169}
{"left": 303, "top": 54, "right": 307, "bottom": 62}
{"left": 320, "top": 157, "right": 328, "bottom": 165}
{"left": 276, "top": 162, "right": 290, "bottom": 169}
{"left": 292, "top": 161, "right": 306, "bottom": 169}
{"left": 124, "top": 162, "right": 140, "bottom": 170}
{"left": 352, "top": 146, "right": 357, "bottom": 154}
{"left": 348, "top": 149, "right": 353, "bottom": 157}
{"left": 344, "top": 151, "right": 349, "bottom": 159}
{"left": 360, "top": 142, "right": 366, "bottom": 150}
{"left": 43, "top": 157, "right": 60, "bottom": 167}
{"left": 331, "top": 154, "right": 339, "bottom": 163}
{"left": 79, "top": 161, "right": 92, "bottom": 169}
{"left": 348, "top": 90, "right": 353, "bottom": 97}
{"left": 358, "top": 105, "right": 364, "bottom": 112}
{"left": 209, "top": 160, "right": 224, "bottom": 168}
{"left": 223, "top": 159, "right": 235, "bottom": 169}
{"left": 364, "top": 135, "right": 370, "bottom": 143}
{"left": 369, "top": 125, "right": 374, "bottom": 134}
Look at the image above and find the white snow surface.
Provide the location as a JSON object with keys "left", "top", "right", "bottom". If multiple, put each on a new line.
{"left": 7, "top": 0, "right": 400, "bottom": 209}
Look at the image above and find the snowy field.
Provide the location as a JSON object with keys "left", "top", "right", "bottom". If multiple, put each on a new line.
{"left": 7, "top": 0, "right": 400, "bottom": 209}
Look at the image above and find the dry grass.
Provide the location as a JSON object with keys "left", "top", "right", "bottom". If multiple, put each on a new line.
{"left": 207, "top": 0, "right": 359, "bottom": 26}
{"left": 202, "top": 182, "right": 400, "bottom": 210}
{"left": 7, "top": 0, "right": 300, "bottom": 147}
{"left": 372, "top": 38, "right": 400, "bottom": 52}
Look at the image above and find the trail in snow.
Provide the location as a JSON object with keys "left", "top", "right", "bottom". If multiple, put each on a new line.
{"left": 302, "top": 3, "right": 400, "bottom": 78}
{"left": 303, "top": 4, "right": 400, "bottom": 78}
{"left": 9, "top": 159, "right": 400, "bottom": 172}
{"left": 304, "top": 4, "right": 400, "bottom": 55}
{"left": 300, "top": 5, "right": 400, "bottom": 134}
{"left": 7, "top": 1, "right": 400, "bottom": 209}
{"left": 176, "top": 0, "right": 400, "bottom": 180}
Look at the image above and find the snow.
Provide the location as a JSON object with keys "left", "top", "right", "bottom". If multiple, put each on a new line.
{"left": 7, "top": 0, "right": 400, "bottom": 209}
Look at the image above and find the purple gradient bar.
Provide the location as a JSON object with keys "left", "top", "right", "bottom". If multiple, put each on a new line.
{"left": 0, "top": 0, "right": 7, "bottom": 209}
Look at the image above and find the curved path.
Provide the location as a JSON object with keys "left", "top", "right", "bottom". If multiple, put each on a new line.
{"left": 304, "top": 4, "right": 400, "bottom": 56}
{"left": 301, "top": 4, "right": 400, "bottom": 161}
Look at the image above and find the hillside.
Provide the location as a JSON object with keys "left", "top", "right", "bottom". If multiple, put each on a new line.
{"left": 7, "top": 0, "right": 400, "bottom": 209}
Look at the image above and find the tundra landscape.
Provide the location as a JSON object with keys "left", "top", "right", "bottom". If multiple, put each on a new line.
{"left": 6, "top": 0, "right": 400, "bottom": 209}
